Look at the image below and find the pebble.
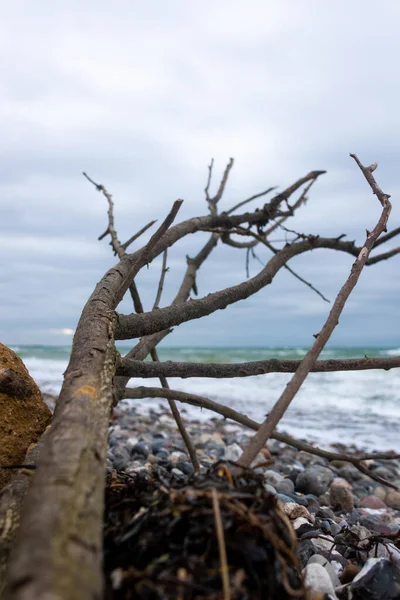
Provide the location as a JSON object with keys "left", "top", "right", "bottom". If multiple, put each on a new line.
{"left": 302, "top": 562, "right": 338, "bottom": 599}
{"left": 307, "top": 554, "right": 340, "bottom": 587}
{"left": 131, "top": 442, "right": 151, "bottom": 458}
{"left": 359, "top": 495, "right": 387, "bottom": 509}
{"left": 330, "top": 480, "right": 354, "bottom": 511}
{"left": 281, "top": 502, "right": 313, "bottom": 522}
{"left": 351, "top": 557, "right": 400, "bottom": 599}
{"left": 223, "top": 443, "right": 242, "bottom": 462}
{"left": 275, "top": 478, "right": 295, "bottom": 495}
{"left": 385, "top": 490, "right": 400, "bottom": 509}
{"left": 296, "top": 466, "right": 334, "bottom": 496}
{"left": 264, "top": 470, "right": 284, "bottom": 487}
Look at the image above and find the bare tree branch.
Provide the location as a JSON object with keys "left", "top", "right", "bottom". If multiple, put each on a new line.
{"left": 367, "top": 246, "right": 400, "bottom": 264}
{"left": 373, "top": 225, "right": 400, "bottom": 248}
{"left": 83, "top": 172, "right": 122, "bottom": 255}
{"left": 153, "top": 249, "right": 169, "bottom": 310}
{"left": 212, "top": 158, "right": 234, "bottom": 206}
{"left": 123, "top": 386, "right": 399, "bottom": 490}
{"left": 121, "top": 220, "right": 157, "bottom": 251}
{"left": 237, "top": 154, "right": 392, "bottom": 468}
{"left": 226, "top": 186, "right": 277, "bottom": 215}
{"left": 118, "top": 355, "right": 400, "bottom": 379}
{"left": 115, "top": 236, "right": 369, "bottom": 340}
{"left": 263, "top": 177, "right": 317, "bottom": 237}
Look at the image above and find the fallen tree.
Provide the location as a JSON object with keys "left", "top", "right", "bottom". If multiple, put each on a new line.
{"left": 1, "top": 155, "right": 399, "bottom": 599}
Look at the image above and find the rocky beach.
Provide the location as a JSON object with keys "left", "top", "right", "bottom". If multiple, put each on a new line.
{"left": 101, "top": 398, "right": 400, "bottom": 599}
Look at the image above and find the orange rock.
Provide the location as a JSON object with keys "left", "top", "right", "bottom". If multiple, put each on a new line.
{"left": 0, "top": 343, "right": 51, "bottom": 489}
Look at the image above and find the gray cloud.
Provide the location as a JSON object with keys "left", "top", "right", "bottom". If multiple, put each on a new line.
{"left": 1, "top": 0, "right": 399, "bottom": 346}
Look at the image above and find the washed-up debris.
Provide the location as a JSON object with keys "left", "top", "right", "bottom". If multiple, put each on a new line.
{"left": 103, "top": 462, "right": 308, "bottom": 599}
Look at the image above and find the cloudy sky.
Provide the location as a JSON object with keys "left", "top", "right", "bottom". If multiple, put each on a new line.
{"left": 1, "top": 0, "right": 399, "bottom": 347}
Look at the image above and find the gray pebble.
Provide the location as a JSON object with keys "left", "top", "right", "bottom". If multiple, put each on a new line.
{"left": 276, "top": 478, "right": 295, "bottom": 495}
{"left": 131, "top": 442, "right": 151, "bottom": 458}
{"left": 264, "top": 484, "right": 277, "bottom": 496}
{"left": 296, "top": 466, "right": 334, "bottom": 496}
{"left": 176, "top": 461, "right": 194, "bottom": 476}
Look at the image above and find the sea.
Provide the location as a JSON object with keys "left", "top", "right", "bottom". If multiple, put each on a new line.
{"left": 10, "top": 345, "right": 400, "bottom": 453}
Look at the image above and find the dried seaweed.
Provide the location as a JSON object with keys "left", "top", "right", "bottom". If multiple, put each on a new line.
{"left": 103, "top": 463, "right": 308, "bottom": 599}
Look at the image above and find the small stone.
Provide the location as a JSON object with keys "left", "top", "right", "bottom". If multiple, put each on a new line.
{"left": 310, "top": 535, "right": 335, "bottom": 555}
{"left": 277, "top": 493, "right": 295, "bottom": 504}
{"left": 351, "top": 557, "right": 400, "bottom": 599}
{"left": 302, "top": 562, "right": 338, "bottom": 599}
{"left": 339, "top": 464, "right": 363, "bottom": 482}
{"left": 111, "top": 446, "right": 131, "bottom": 471}
{"left": 171, "top": 467, "right": 185, "bottom": 477}
{"left": 372, "top": 466, "right": 395, "bottom": 480}
{"left": 298, "top": 539, "right": 317, "bottom": 568}
{"left": 293, "top": 517, "right": 312, "bottom": 530}
{"left": 318, "top": 519, "right": 342, "bottom": 536}
{"left": 385, "top": 490, "right": 400, "bottom": 510}
{"left": 169, "top": 451, "right": 187, "bottom": 465}
{"left": 176, "top": 461, "right": 194, "bottom": 476}
{"left": 296, "top": 466, "right": 334, "bottom": 496}
{"left": 126, "top": 436, "right": 139, "bottom": 447}
{"left": 316, "top": 507, "right": 335, "bottom": 519}
{"left": 151, "top": 439, "right": 165, "bottom": 453}
{"left": 304, "top": 494, "right": 320, "bottom": 514}
{"left": 331, "top": 476, "right": 352, "bottom": 489}
{"left": 360, "top": 515, "right": 399, "bottom": 535}
{"left": 307, "top": 554, "right": 340, "bottom": 587}
{"left": 155, "top": 450, "right": 169, "bottom": 460}
{"left": 373, "top": 486, "right": 387, "bottom": 500}
{"left": 264, "top": 470, "right": 284, "bottom": 487}
{"left": 196, "top": 432, "right": 223, "bottom": 444}
{"left": 372, "top": 542, "right": 400, "bottom": 566}
{"left": 281, "top": 502, "right": 313, "bottom": 522}
{"left": 131, "top": 442, "right": 151, "bottom": 458}
{"left": 276, "top": 478, "right": 295, "bottom": 495}
{"left": 264, "top": 484, "right": 277, "bottom": 496}
{"left": 359, "top": 495, "right": 387, "bottom": 509}
{"left": 223, "top": 443, "right": 242, "bottom": 462}
{"left": 329, "top": 481, "right": 354, "bottom": 511}
{"left": 284, "top": 492, "right": 309, "bottom": 506}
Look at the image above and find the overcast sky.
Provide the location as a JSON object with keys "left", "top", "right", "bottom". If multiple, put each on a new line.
{"left": 1, "top": 0, "right": 399, "bottom": 347}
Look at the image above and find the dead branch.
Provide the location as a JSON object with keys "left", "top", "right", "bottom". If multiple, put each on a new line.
{"left": 237, "top": 154, "right": 392, "bottom": 469}
{"left": 118, "top": 355, "right": 400, "bottom": 379}
{"left": 211, "top": 488, "right": 230, "bottom": 600}
{"left": 226, "top": 186, "right": 277, "bottom": 215}
{"left": 82, "top": 172, "right": 122, "bottom": 255}
{"left": 263, "top": 177, "right": 316, "bottom": 237}
{"left": 373, "top": 225, "right": 400, "bottom": 248}
{"left": 114, "top": 236, "right": 378, "bottom": 340}
{"left": 121, "top": 220, "right": 157, "bottom": 251}
{"left": 153, "top": 249, "right": 168, "bottom": 310}
{"left": 123, "top": 386, "right": 399, "bottom": 490}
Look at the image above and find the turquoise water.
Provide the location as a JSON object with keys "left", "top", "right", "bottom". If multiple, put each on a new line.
{"left": 10, "top": 344, "right": 400, "bottom": 452}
